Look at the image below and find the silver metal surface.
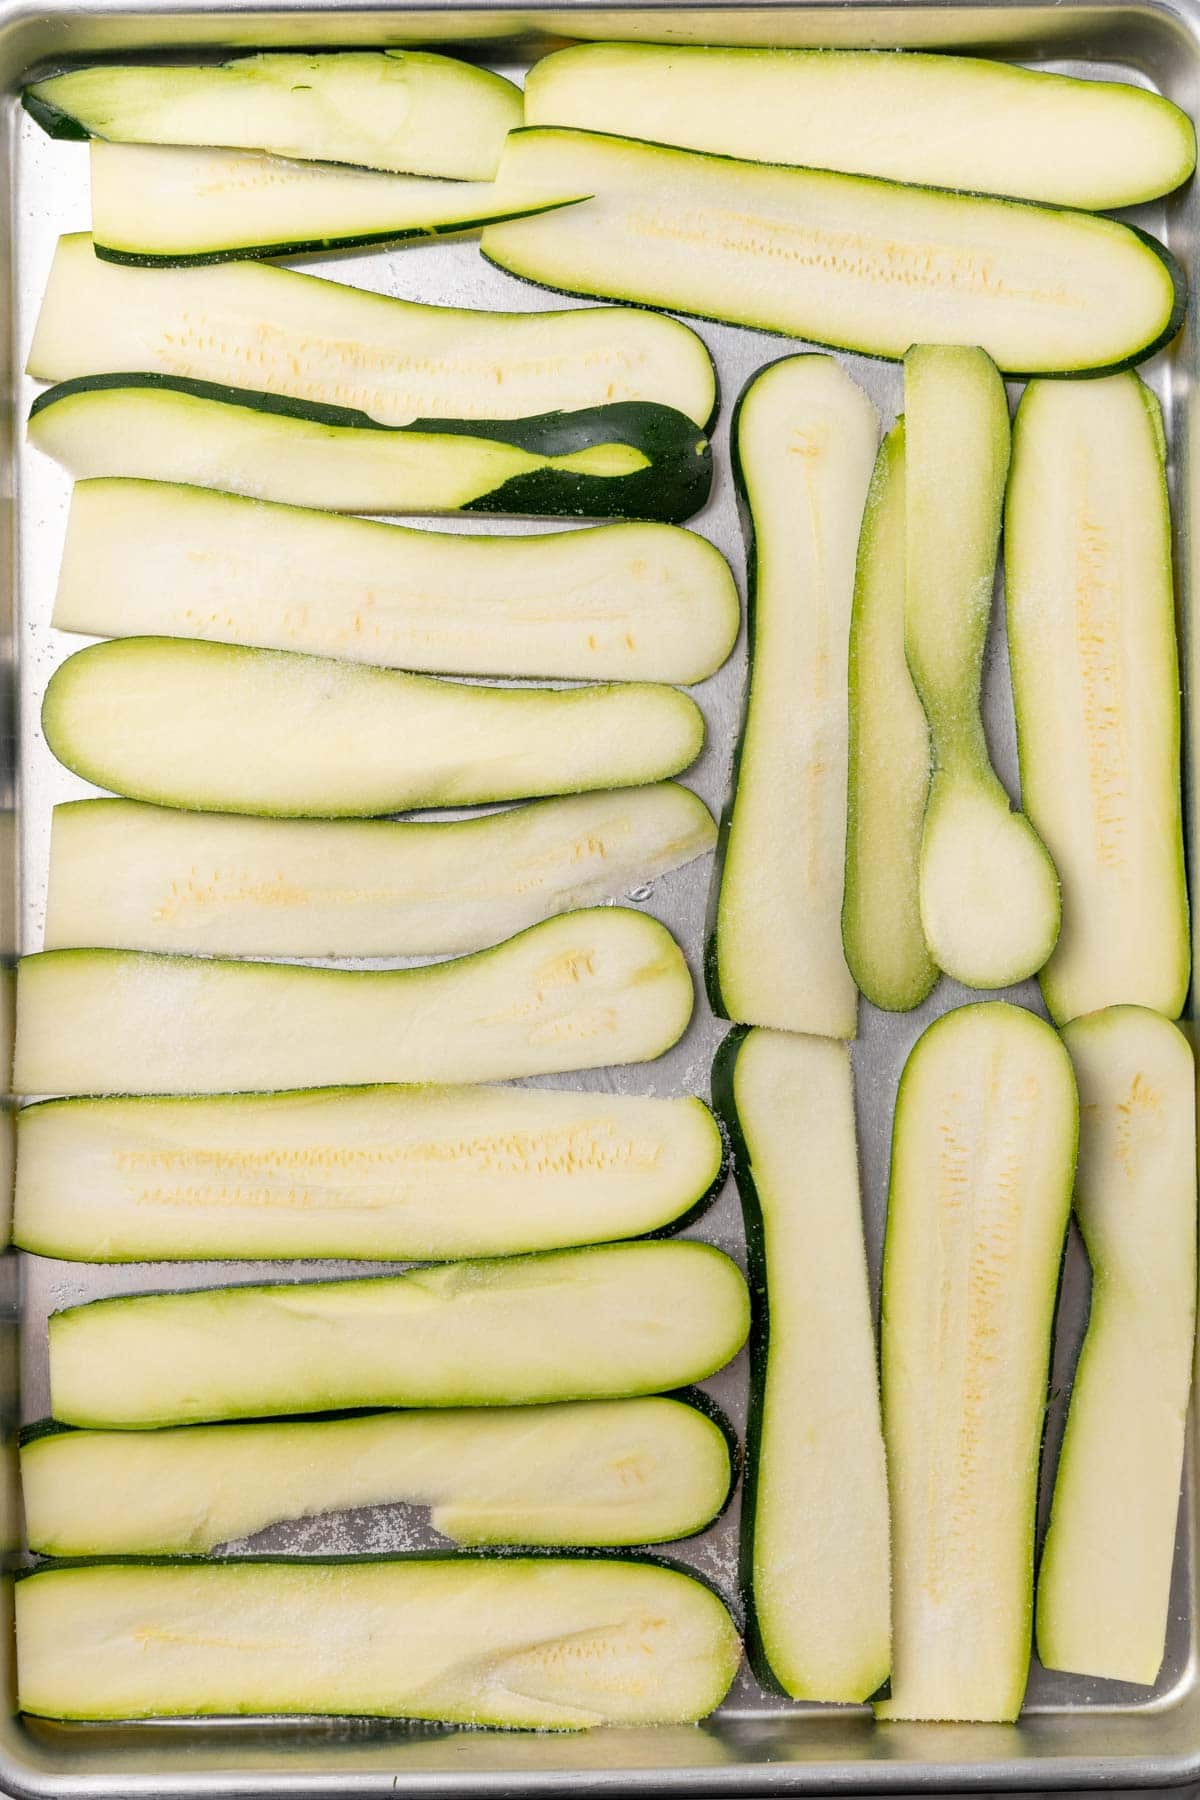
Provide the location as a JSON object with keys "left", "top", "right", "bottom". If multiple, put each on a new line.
{"left": 0, "top": 3, "right": 1198, "bottom": 1793}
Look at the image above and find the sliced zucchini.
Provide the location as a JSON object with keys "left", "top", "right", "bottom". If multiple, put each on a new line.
{"left": 28, "top": 234, "right": 717, "bottom": 428}
{"left": 25, "top": 51, "right": 524, "bottom": 179}
{"left": 1037, "top": 1006, "right": 1196, "bottom": 1687}
{"left": 905, "top": 345, "right": 1060, "bottom": 988}
{"left": 878, "top": 1001, "right": 1077, "bottom": 1722}
{"left": 523, "top": 45, "right": 1196, "bottom": 210}
{"left": 481, "top": 130, "right": 1184, "bottom": 378}
{"left": 43, "top": 787, "right": 716, "bottom": 959}
{"left": 29, "top": 381, "right": 712, "bottom": 524}
{"left": 41, "top": 639, "right": 703, "bottom": 818}
{"left": 842, "top": 421, "right": 936, "bottom": 1013}
{"left": 1006, "top": 375, "right": 1189, "bottom": 1024}
{"left": 711, "top": 355, "right": 878, "bottom": 1038}
{"left": 714, "top": 1027, "right": 889, "bottom": 1703}
{"left": 13, "top": 909, "right": 694, "bottom": 1096}
{"left": 51, "top": 480, "right": 738, "bottom": 683}
{"left": 14, "top": 1081, "right": 724, "bottom": 1261}
{"left": 16, "top": 1558, "right": 741, "bottom": 1726}
{"left": 47, "top": 1241, "right": 751, "bottom": 1426}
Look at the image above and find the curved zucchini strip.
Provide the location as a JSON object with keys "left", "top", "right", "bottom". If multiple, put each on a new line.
{"left": 482, "top": 130, "right": 1185, "bottom": 378}
{"left": 29, "top": 380, "right": 712, "bottom": 524}
{"left": 43, "top": 788, "right": 716, "bottom": 959}
{"left": 22, "top": 1398, "right": 733, "bottom": 1554}
{"left": 879, "top": 1002, "right": 1077, "bottom": 1722}
{"left": 28, "top": 234, "right": 718, "bottom": 429}
{"left": 14, "top": 1081, "right": 725, "bottom": 1261}
{"left": 711, "top": 354, "right": 878, "bottom": 1038}
{"left": 12, "top": 910, "right": 695, "bottom": 1096}
{"left": 41, "top": 638, "right": 704, "bottom": 817}
{"left": 905, "top": 346, "right": 1060, "bottom": 988}
{"left": 16, "top": 1558, "right": 742, "bottom": 1726}
{"left": 1006, "top": 375, "right": 1189, "bottom": 1024}
{"left": 715, "top": 1027, "right": 889, "bottom": 1702}
{"left": 1037, "top": 1006, "right": 1196, "bottom": 1687}
{"left": 52, "top": 480, "right": 738, "bottom": 682}
{"left": 524, "top": 45, "right": 1196, "bottom": 210}
{"left": 24, "top": 51, "right": 524, "bottom": 179}
{"left": 46, "top": 1241, "right": 751, "bottom": 1425}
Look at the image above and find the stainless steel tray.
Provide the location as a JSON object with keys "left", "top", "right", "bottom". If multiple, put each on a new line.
{"left": 1, "top": 1, "right": 1197, "bottom": 1792}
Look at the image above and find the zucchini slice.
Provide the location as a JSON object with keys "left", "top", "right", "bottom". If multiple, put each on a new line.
{"left": 523, "top": 45, "right": 1196, "bottom": 210}
{"left": 1006, "top": 375, "right": 1189, "bottom": 1024}
{"left": 28, "top": 234, "right": 717, "bottom": 429}
{"left": 879, "top": 1002, "right": 1077, "bottom": 1722}
{"left": 51, "top": 480, "right": 738, "bottom": 682}
{"left": 715, "top": 1027, "right": 889, "bottom": 1702}
{"left": 13, "top": 910, "right": 694, "bottom": 1096}
{"left": 43, "top": 787, "right": 716, "bottom": 959}
{"left": 47, "top": 1241, "right": 751, "bottom": 1425}
{"left": 29, "top": 381, "right": 712, "bottom": 524}
{"left": 41, "top": 638, "right": 703, "bottom": 818}
{"left": 711, "top": 355, "right": 878, "bottom": 1038}
{"left": 14, "top": 1081, "right": 724, "bottom": 1261}
{"left": 481, "top": 130, "right": 1184, "bottom": 378}
{"left": 1037, "top": 1006, "right": 1196, "bottom": 1687}
{"left": 22, "top": 1397, "right": 732, "bottom": 1554}
{"left": 24, "top": 51, "right": 524, "bottom": 179}
{"left": 842, "top": 421, "right": 936, "bottom": 1013}
{"left": 16, "top": 1558, "right": 741, "bottom": 1726}
{"left": 905, "top": 345, "right": 1060, "bottom": 988}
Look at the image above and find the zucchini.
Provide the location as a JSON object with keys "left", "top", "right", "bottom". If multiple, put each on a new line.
{"left": 41, "top": 638, "right": 703, "bottom": 818}
{"left": 28, "top": 233, "right": 717, "bottom": 428}
{"left": 12, "top": 910, "right": 694, "bottom": 1097}
{"left": 1006, "top": 375, "right": 1189, "bottom": 1024}
{"left": 51, "top": 479, "right": 738, "bottom": 682}
{"left": 711, "top": 355, "right": 878, "bottom": 1038}
{"left": 905, "top": 345, "right": 1060, "bottom": 988}
{"left": 43, "top": 787, "right": 716, "bottom": 959}
{"left": 481, "top": 129, "right": 1185, "bottom": 378}
{"left": 878, "top": 1002, "right": 1077, "bottom": 1722}
{"left": 1037, "top": 1006, "right": 1196, "bottom": 1687}
{"left": 14, "top": 1081, "right": 724, "bottom": 1261}
{"left": 842, "top": 421, "right": 936, "bottom": 1013}
{"left": 47, "top": 1241, "right": 751, "bottom": 1425}
{"left": 29, "top": 380, "right": 712, "bottom": 524}
{"left": 16, "top": 1558, "right": 741, "bottom": 1726}
{"left": 22, "top": 1397, "right": 732, "bottom": 1554}
{"left": 714, "top": 1027, "right": 889, "bottom": 1702}
{"left": 523, "top": 45, "right": 1196, "bottom": 210}
{"left": 24, "top": 52, "right": 523, "bottom": 179}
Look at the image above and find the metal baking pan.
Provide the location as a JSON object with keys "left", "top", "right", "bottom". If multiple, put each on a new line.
{"left": 0, "top": 0, "right": 1197, "bottom": 1792}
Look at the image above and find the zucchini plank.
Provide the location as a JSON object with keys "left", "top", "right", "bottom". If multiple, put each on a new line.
{"left": 481, "top": 130, "right": 1184, "bottom": 377}
{"left": 842, "top": 422, "right": 936, "bottom": 1013}
{"left": 13, "top": 910, "right": 695, "bottom": 1096}
{"left": 43, "top": 787, "right": 716, "bottom": 958}
{"left": 14, "top": 1081, "right": 724, "bottom": 1261}
{"left": 28, "top": 234, "right": 717, "bottom": 428}
{"left": 711, "top": 355, "right": 878, "bottom": 1038}
{"left": 47, "top": 1242, "right": 751, "bottom": 1425}
{"left": 16, "top": 1559, "right": 742, "bottom": 1726}
{"left": 524, "top": 45, "right": 1196, "bottom": 209}
{"left": 1037, "top": 1006, "right": 1196, "bottom": 1686}
{"left": 29, "top": 381, "right": 712, "bottom": 524}
{"left": 41, "top": 639, "right": 704, "bottom": 817}
{"left": 52, "top": 480, "right": 738, "bottom": 682}
{"left": 715, "top": 1028, "right": 889, "bottom": 1702}
{"left": 25, "top": 51, "right": 524, "bottom": 178}
{"left": 878, "top": 1002, "right": 1077, "bottom": 1722}
{"left": 1006, "top": 375, "right": 1189, "bottom": 1024}
{"left": 905, "top": 345, "right": 1060, "bottom": 988}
